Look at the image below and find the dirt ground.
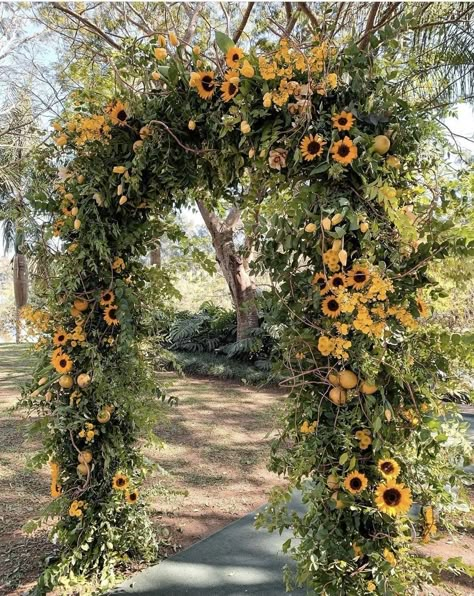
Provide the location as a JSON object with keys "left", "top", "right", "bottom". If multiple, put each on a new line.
{"left": 0, "top": 343, "right": 473, "bottom": 595}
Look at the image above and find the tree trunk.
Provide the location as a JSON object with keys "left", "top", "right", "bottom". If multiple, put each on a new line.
{"left": 149, "top": 245, "right": 161, "bottom": 267}
{"left": 196, "top": 200, "right": 259, "bottom": 341}
{"left": 13, "top": 253, "right": 28, "bottom": 344}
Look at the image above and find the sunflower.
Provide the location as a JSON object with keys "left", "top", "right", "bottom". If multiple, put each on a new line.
{"left": 377, "top": 458, "right": 400, "bottom": 480}
{"left": 195, "top": 71, "right": 216, "bottom": 100}
{"left": 226, "top": 46, "right": 244, "bottom": 68}
{"left": 343, "top": 471, "right": 368, "bottom": 495}
{"left": 107, "top": 101, "right": 129, "bottom": 127}
{"left": 104, "top": 306, "right": 120, "bottom": 326}
{"left": 52, "top": 350, "right": 73, "bottom": 374}
{"left": 100, "top": 290, "right": 115, "bottom": 306}
{"left": 311, "top": 272, "right": 330, "bottom": 295}
{"left": 347, "top": 266, "right": 370, "bottom": 290}
{"left": 332, "top": 110, "right": 355, "bottom": 131}
{"left": 330, "top": 136, "right": 358, "bottom": 165}
{"left": 328, "top": 273, "right": 346, "bottom": 292}
{"left": 221, "top": 72, "right": 239, "bottom": 102}
{"left": 125, "top": 490, "right": 139, "bottom": 504}
{"left": 53, "top": 329, "right": 69, "bottom": 346}
{"left": 112, "top": 472, "right": 129, "bottom": 491}
{"left": 375, "top": 480, "right": 412, "bottom": 516}
{"left": 322, "top": 296, "right": 341, "bottom": 318}
{"left": 300, "top": 134, "right": 326, "bottom": 161}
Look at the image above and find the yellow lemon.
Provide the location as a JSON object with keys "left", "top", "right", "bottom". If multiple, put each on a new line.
{"left": 305, "top": 223, "right": 317, "bottom": 233}
{"left": 359, "top": 222, "right": 369, "bottom": 233}
{"left": 321, "top": 217, "right": 332, "bottom": 231}
{"left": 78, "top": 450, "right": 93, "bottom": 464}
{"left": 58, "top": 375, "right": 73, "bottom": 389}
{"left": 328, "top": 372, "right": 340, "bottom": 386}
{"left": 97, "top": 409, "right": 111, "bottom": 424}
{"left": 188, "top": 120, "right": 196, "bottom": 131}
{"left": 327, "top": 474, "right": 339, "bottom": 490}
{"left": 331, "top": 213, "right": 343, "bottom": 226}
{"left": 73, "top": 299, "right": 88, "bottom": 312}
{"left": 329, "top": 386, "right": 347, "bottom": 405}
{"left": 77, "top": 373, "right": 91, "bottom": 389}
{"left": 338, "top": 370, "right": 358, "bottom": 389}
{"left": 360, "top": 381, "right": 378, "bottom": 395}
{"left": 74, "top": 219, "right": 81, "bottom": 230}
{"left": 386, "top": 155, "right": 401, "bottom": 169}
{"left": 77, "top": 463, "right": 89, "bottom": 476}
{"left": 373, "top": 135, "right": 390, "bottom": 155}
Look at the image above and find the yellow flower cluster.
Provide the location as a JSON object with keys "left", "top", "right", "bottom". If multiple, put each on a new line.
{"left": 69, "top": 499, "right": 87, "bottom": 517}
{"left": 387, "top": 306, "right": 418, "bottom": 330}
{"left": 355, "top": 429, "right": 371, "bottom": 449}
{"left": 422, "top": 506, "right": 437, "bottom": 543}
{"left": 54, "top": 114, "right": 111, "bottom": 147}
{"left": 21, "top": 305, "right": 50, "bottom": 333}
{"left": 50, "top": 461, "right": 61, "bottom": 497}
{"left": 79, "top": 422, "right": 99, "bottom": 444}
{"left": 300, "top": 420, "right": 317, "bottom": 434}
{"left": 318, "top": 335, "right": 352, "bottom": 360}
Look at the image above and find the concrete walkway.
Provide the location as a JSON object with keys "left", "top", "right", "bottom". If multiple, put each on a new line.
{"left": 112, "top": 493, "right": 306, "bottom": 596}
{"left": 113, "top": 408, "right": 474, "bottom": 596}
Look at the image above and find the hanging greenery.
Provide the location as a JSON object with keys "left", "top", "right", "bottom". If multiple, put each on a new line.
{"left": 21, "top": 28, "right": 473, "bottom": 595}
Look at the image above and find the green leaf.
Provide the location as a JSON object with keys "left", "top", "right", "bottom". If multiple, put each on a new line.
{"left": 215, "top": 31, "right": 235, "bottom": 54}
{"left": 339, "top": 452, "right": 349, "bottom": 465}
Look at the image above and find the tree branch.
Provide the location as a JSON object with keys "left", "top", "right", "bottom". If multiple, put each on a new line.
{"left": 51, "top": 2, "right": 121, "bottom": 50}
{"left": 300, "top": 2, "right": 319, "bottom": 30}
{"left": 358, "top": 3, "right": 381, "bottom": 51}
{"left": 233, "top": 2, "right": 255, "bottom": 43}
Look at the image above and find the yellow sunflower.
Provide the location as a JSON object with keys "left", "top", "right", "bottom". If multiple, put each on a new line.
{"left": 125, "top": 490, "right": 139, "bottom": 504}
{"left": 343, "top": 471, "right": 368, "bottom": 495}
{"left": 52, "top": 350, "right": 73, "bottom": 374}
{"left": 100, "top": 290, "right": 115, "bottom": 306}
{"left": 332, "top": 110, "right": 355, "bottom": 131}
{"left": 226, "top": 46, "right": 244, "bottom": 68}
{"left": 195, "top": 71, "right": 216, "bottom": 100}
{"left": 330, "top": 136, "right": 358, "bottom": 165}
{"left": 377, "top": 458, "right": 400, "bottom": 480}
{"left": 322, "top": 296, "right": 341, "bottom": 318}
{"left": 53, "top": 329, "right": 69, "bottom": 346}
{"left": 104, "top": 305, "right": 120, "bottom": 326}
{"left": 107, "top": 101, "right": 129, "bottom": 127}
{"left": 328, "top": 273, "right": 346, "bottom": 292}
{"left": 300, "top": 134, "right": 326, "bottom": 161}
{"left": 221, "top": 72, "right": 239, "bottom": 102}
{"left": 112, "top": 472, "right": 129, "bottom": 491}
{"left": 347, "top": 266, "right": 370, "bottom": 290}
{"left": 311, "top": 272, "right": 330, "bottom": 295}
{"left": 375, "top": 480, "right": 412, "bottom": 516}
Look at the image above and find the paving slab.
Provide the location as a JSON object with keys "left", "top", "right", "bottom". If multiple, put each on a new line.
{"left": 112, "top": 493, "right": 306, "bottom": 596}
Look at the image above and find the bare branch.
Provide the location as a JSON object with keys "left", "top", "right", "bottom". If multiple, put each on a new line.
{"left": 358, "top": 3, "right": 381, "bottom": 51}
{"left": 233, "top": 2, "right": 255, "bottom": 43}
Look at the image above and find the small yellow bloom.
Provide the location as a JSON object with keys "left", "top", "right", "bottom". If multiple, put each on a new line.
{"left": 188, "top": 120, "right": 196, "bottom": 131}
{"left": 119, "top": 195, "right": 128, "bottom": 205}
{"left": 192, "top": 46, "right": 201, "bottom": 55}
{"left": 151, "top": 71, "right": 161, "bottom": 81}
{"left": 367, "top": 582, "right": 376, "bottom": 593}
{"left": 113, "top": 166, "right": 127, "bottom": 174}
{"left": 240, "top": 121, "right": 251, "bottom": 134}
{"left": 168, "top": 31, "right": 178, "bottom": 46}
{"left": 154, "top": 47, "right": 167, "bottom": 61}
{"left": 240, "top": 59, "right": 254, "bottom": 78}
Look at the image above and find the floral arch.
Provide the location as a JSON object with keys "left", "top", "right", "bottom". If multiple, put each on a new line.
{"left": 22, "top": 31, "right": 472, "bottom": 595}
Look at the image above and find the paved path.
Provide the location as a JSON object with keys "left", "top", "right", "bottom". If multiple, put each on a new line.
{"left": 113, "top": 409, "right": 474, "bottom": 596}
{"left": 112, "top": 493, "right": 306, "bottom": 596}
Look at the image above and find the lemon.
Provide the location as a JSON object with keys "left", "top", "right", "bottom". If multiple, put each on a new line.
{"left": 78, "top": 450, "right": 93, "bottom": 464}
{"left": 338, "top": 370, "right": 358, "bottom": 389}
{"left": 373, "top": 135, "right": 390, "bottom": 155}
{"left": 360, "top": 381, "right": 378, "bottom": 395}
{"left": 77, "top": 373, "right": 91, "bottom": 389}
{"left": 97, "top": 409, "right": 111, "bottom": 424}
{"left": 328, "top": 372, "right": 339, "bottom": 386}
{"left": 77, "top": 463, "right": 89, "bottom": 476}
{"left": 59, "top": 375, "right": 73, "bottom": 389}
{"left": 327, "top": 474, "right": 339, "bottom": 489}
{"left": 329, "top": 386, "right": 347, "bottom": 405}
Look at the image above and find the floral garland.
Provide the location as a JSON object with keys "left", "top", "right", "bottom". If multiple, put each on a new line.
{"left": 22, "top": 31, "right": 471, "bottom": 594}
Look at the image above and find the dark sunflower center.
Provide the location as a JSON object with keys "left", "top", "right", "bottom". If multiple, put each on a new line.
{"left": 381, "top": 462, "right": 394, "bottom": 474}
{"left": 307, "top": 141, "right": 321, "bottom": 154}
{"left": 117, "top": 478, "right": 125, "bottom": 486}
{"left": 103, "top": 293, "right": 111, "bottom": 301}
{"left": 232, "top": 53, "right": 239, "bottom": 61}
{"left": 117, "top": 110, "right": 127, "bottom": 121}
{"left": 338, "top": 144, "right": 350, "bottom": 157}
{"left": 316, "top": 278, "right": 326, "bottom": 289}
{"left": 332, "top": 277, "right": 344, "bottom": 287}
{"left": 228, "top": 83, "right": 237, "bottom": 95}
{"left": 338, "top": 117, "right": 348, "bottom": 126}
{"left": 58, "top": 335, "right": 65, "bottom": 342}
{"left": 353, "top": 272, "right": 367, "bottom": 283}
{"left": 327, "top": 299, "right": 339, "bottom": 312}
{"left": 130, "top": 492, "right": 137, "bottom": 501}
{"left": 383, "top": 488, "right": 401, "bottom": 506}
{"left": 59, "top": 358, "right": 67, "bottom": 367}
{"left": 109, "top": 309, "right": 117, "bottom": 320}
{"left": 201, "top": 76, "right": 214, "bottom": 91}
{"left": 350, "top": 478, "right": 362, "bottom": 490}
